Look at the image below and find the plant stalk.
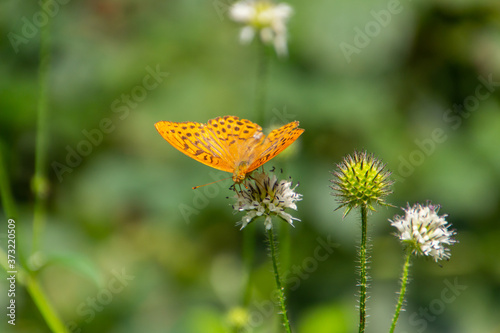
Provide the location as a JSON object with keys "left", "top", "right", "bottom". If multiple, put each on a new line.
{"left": 268, "top": 226, "right": 292, "bottom": 333}
{"left": 389, "top": 249, "right": 412, "bottom": 333}
{"left": 32, "top": 0, "right": 53, "bottom": 255}
{"left": 358, "top": 204, "right": 369, "bottom": 333}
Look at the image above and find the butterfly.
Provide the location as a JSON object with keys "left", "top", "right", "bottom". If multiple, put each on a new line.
{"left": 155, "top": 115, "right": 304, "bottom": 185}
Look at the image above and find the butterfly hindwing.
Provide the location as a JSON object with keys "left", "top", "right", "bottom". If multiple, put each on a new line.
{"left": 155, "top": 120, "right": 233, "bottom": 172}
{"left": 248, "top": 121, "right": 304, "bottom": 172}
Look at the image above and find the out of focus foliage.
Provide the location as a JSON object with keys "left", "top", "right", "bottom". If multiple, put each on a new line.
{"left": 1, "top": 0, "right": 500, "bottom": 332}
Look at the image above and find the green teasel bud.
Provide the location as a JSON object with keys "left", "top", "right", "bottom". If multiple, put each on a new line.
{"left": 331, "top": 150, "right": 393, "bottom": 217}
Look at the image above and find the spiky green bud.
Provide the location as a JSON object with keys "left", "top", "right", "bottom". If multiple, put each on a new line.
{"left": 331, "top": 150, "right": 393, "bottom": 217}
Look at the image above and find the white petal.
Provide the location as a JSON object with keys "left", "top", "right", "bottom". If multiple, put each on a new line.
{"left": 273, "top": 4, "right": 293, "bottom": 20}
{"left": 239, "top": 26, "right": 255, "bottom": 44}
{"left": 230, "top": 3, "right": 255, "bottom": 22}
{"left": 260, "top": 27, "right": 274, "bottom": 44}
{"left": 265, "top": 216, "right": 273, "bottom": 230}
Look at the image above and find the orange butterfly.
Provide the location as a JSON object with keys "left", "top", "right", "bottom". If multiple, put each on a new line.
{"left": 155, "top": 115, "right": 304, "bottom": 184}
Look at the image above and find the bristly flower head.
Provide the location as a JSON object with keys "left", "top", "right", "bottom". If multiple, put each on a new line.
{"left": 390, "top": 203, "right": 457, "bottom": 262}
{"left": 233, "top": 170, "right": 302, "bottom": 230}
{"left": 229, "top": 0, "right": 293, "bottom": 57}
{"left": 331, "top": 150, "right": 393, "bottom": 217}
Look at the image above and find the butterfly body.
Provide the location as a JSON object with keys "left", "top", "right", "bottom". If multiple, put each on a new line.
{"left": 233, "top": 161, "right": 251, "bottom": 183}
{"left": 155, "top": 115, "right": 304, "bottom": 184}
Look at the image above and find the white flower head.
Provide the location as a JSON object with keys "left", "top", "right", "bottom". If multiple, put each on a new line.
{"left": 232, "top": 170, "right": 302, "bottom": 230}
{"left": 390, "top": 203, "right": 457, "bottom": 262}
{"left": 229, "top": 0, "right": 293, "bottom": 57}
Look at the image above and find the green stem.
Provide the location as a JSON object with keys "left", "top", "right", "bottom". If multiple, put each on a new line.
{"left": 0, "top": 247, "right": 69, "bottom": 333}
{"left": 32, "top": 0, "right": 52, "bottom": 255}
{"left": 19, "top": 2, "right": 67, "bottom": 332}
{"left": 242, "top": 222, "right": 256, "bottom": 306}
{"left": 389, "top": 250, "right": 412, "bottom": 333}
{"left": 255, "top": 41, "right": 270, "bottom": 125}
{"left": 358, "top": 204, "right": 368, "bottom": 333}
{"left": 26, "top": 274, "right": 70, "bottom": 333}
{"left": 267, "top": 227, "right": 292, "bottom": 333}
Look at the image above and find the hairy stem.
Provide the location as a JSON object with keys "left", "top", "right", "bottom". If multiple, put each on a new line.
{"left": 358, "top": 204, "right": 368, "bottom": 333}
{"left": 268, "top": 227, "right": 292, "bottom": 333}
{"left": 389, "top": 250, "right": 412, "bottom": 333}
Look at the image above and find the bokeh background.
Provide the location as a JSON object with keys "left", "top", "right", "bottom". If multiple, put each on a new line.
{"left": 1, "top": 0, "right": 500, "bottom": 332}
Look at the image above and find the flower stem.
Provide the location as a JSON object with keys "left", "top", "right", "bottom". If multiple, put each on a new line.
{"left": 32, "top": 0, "right": 52, "bottom": 255}
{"left": 25, "top": 274, "right": 70, "bottom": 333}
{"left": 0, "top": 247, "right": 69, "bottom": 333}
{"left": 255, "top": 41, "right": 270, "bottom": 125}
{"left": 358, "top": 204, "right": 369, "bottom": 333}
{"left": 389, "top": 249, "right": 412, "bottom": 333}
{"left": 267, "top": 227, "right": 292, "bottom": 333}
{"left": 22, "top": 2, "right": 67, "bottom": 332}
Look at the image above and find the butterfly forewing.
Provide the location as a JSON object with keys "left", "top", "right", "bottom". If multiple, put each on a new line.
{"left": 155, "top": 120, "right": 233, "bottom": 172}
{"left": 247, "top": 121, "right": 304, "bottom": 172}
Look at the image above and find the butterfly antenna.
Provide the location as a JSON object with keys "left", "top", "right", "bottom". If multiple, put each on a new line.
{"left": 192, "top": 176, "right": 232, "bottom": 190}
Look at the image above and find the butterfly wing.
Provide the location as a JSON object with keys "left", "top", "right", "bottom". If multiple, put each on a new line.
{"left": 155, "top": 116, "right": 301, "bottom": 179}
{"left": 155, "top": 120, "right": 234, "bottom": 172}
{"left": 205, "top": 116, "right": 265, "bottom": 163}
{"left": 247, "top": 121, "right": 304, "bottom": 172}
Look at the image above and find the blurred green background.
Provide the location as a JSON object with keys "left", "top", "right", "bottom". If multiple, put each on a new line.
{"left": 1, "top": 0, "right": 500, "bottom": 332}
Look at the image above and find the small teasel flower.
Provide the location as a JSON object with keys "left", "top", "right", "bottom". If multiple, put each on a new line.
{"left": 226, "top": 307, "right": 250, "bottom": 330}
{"left": 232, "top": 170, "right": 302, "bottom": 230}
{"left": 390, "top": 203, "right": 457, "bottom": 262}
{"left": 331, "top": 150, "right": 394, "bottom": 217}
{"left": 229, "top": 0, "right": 293, "bottom": 57}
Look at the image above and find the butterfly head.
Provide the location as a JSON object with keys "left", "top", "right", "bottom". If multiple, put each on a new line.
{"left": 233, "top": 161, "right": 250, "bottom": 184}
